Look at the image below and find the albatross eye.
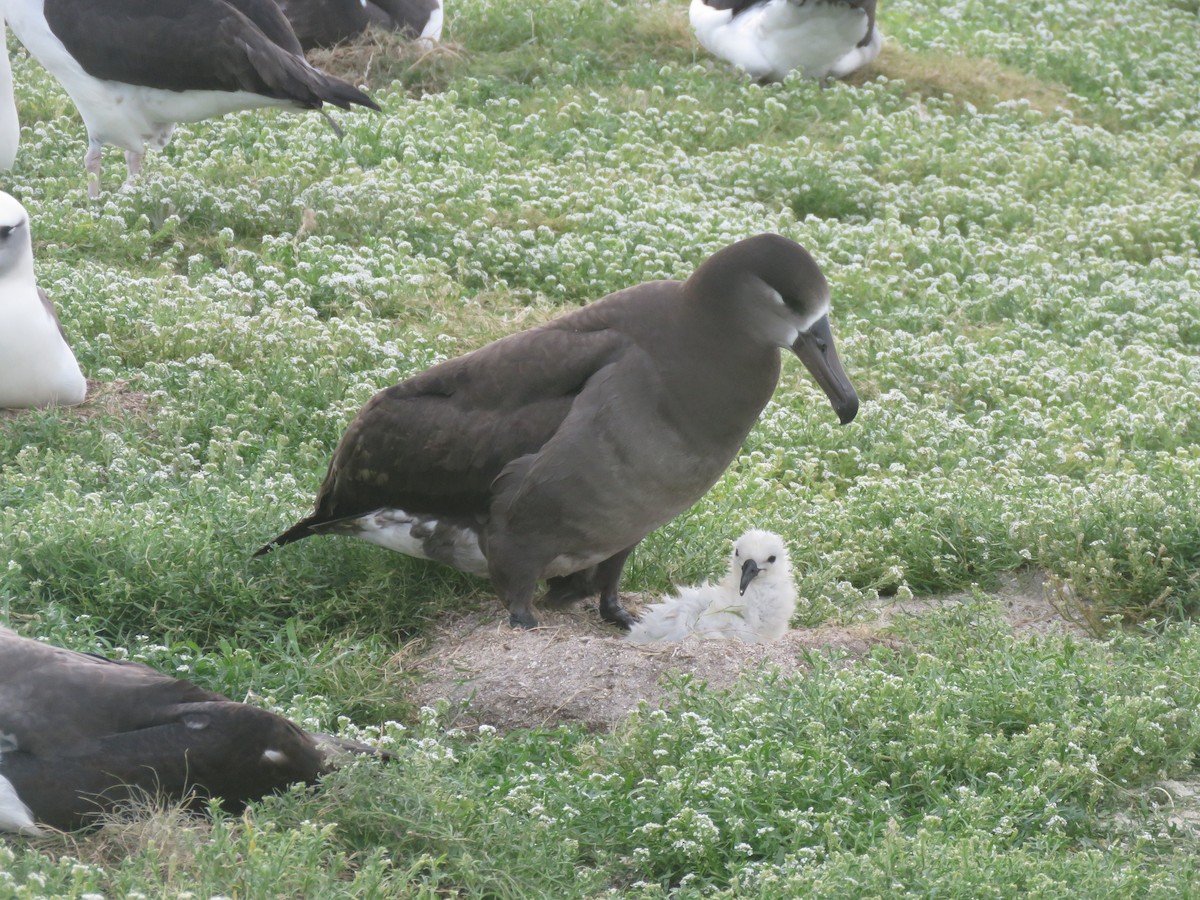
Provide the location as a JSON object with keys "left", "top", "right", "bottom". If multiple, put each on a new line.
{"left": 767, "top": 555, "right": 776, "bottom": 563}
{"left": 0, "top": 226, "right": 13, "bottom": 240}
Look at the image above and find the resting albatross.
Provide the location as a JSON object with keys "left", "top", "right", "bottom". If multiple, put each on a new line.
{"left": 0, "top": 626, "right": 387, "bottom": 834}
{"left": 690, "top": 0, "right": 882, "bottom": 81}
{"left": 274, "top": 0, "right": 444, "bottom": 50}
{"left": 0, "top": 0, "right": 381, "bottom": 197}
{"left": 0, "top": 21, "right": 19, "bottom": 170}
{"left": 627, "top": 530, "right": 796, "bottom": 644}
{"left": 257, "top": 234, "right": 859, "bottom": 631}
{"left": 0, "top": 190, "right": 87, "bottom": 409}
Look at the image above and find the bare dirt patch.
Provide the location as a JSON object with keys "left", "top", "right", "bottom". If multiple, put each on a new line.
{"left": 1151, "top": 780, "right": 1200, "bottom": 838}
{"left": 407, "top": 568, "right": 1083, "bottom": 733}
{"left": 865, "top": 568, "right": 1091, "bottom": 639}
{"left": 848, "top": 42, "right": 1077, "bottom": 120}
{"left": 0, "top": 379, "right": 153, "bottom": 422}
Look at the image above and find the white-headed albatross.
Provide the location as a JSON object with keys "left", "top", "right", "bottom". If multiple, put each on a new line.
{"left": 275, "top": 0, "right": 444, "bottom": 50}
{"left": 0, "top": 626, "right": 388, "bottom": 834}
{"left": 0, "top": 21, "right": 20, "bottom": 170}
{"left": 0, "top": 0, "right": 381, "bottom": 197}
{"left": 257, "top": 234, "right": 858, "bottom": 631}
{"left": 0, "top": 190, "right": 86, "bottom": 409}
{"left": 627, "top": 530, "right": 796, "bottom": 644}
{"left": 690, "top": 0, "right": 882, "bottom": 82}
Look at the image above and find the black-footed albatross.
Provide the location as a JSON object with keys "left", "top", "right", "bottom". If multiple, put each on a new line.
{"left": 0, "top": 0, "right": 381, "bottom": 198}
{"left": 0, "top": 627, "right": 385, "bottom": 834}
{"left": 256, "top": 233, "right": 859, "bottom": 630}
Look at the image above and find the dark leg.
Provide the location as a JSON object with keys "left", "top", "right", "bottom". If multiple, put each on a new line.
{"left": 489, "top": 556, "right": 543, "bottom": 629}
{"left": 595, "top": 545, "right": 639, "bottom": 630}
{"left": 540, "top": 568, "right": 599, "bottom": 608}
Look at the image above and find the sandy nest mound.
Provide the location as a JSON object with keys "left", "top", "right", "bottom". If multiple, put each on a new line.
{"left": 407, "top": 568, "right": 1085, "bottom": 733}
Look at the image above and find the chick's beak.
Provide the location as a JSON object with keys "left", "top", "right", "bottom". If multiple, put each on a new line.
{"left": 739, "top": 559, "right": 762, "bottom": 595}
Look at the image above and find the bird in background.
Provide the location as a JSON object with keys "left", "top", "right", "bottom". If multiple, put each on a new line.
{"left": 627, "top": 530, "right": 796, "bottom": 644}
{"left": 690, "top": 0, "right": 882, "bottom": 82}
{"left": 0, "top": 0, "right": 380, "bottom": 197}
{"left": 0, "top": 21, "right": 19, "bottom": 170}
{"left": 0, "top": 190, "right": 87, "bottom": 409}
{"left": 274, "top": 0, "right": 444, "bottom": 51}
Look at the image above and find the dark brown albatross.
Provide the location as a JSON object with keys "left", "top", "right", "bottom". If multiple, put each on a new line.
{"left": 0, "top": 627, "right": 384, "bottom": 834}
{"left": 256, "top": 233, "right": 859, "bottom": 630}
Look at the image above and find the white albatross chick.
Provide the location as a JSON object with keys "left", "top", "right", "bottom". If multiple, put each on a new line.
{"left": 0, "top": 191, "right": 87, "bottom": 409}
{"left": 627, "top": 530, "right": 795, "bottom": 644}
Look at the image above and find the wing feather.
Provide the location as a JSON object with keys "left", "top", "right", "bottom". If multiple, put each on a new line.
{"left": 307, "top": 325, "right": 629, "bottom": 523}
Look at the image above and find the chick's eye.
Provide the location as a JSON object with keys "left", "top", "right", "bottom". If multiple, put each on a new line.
{"left": 767, "top": 555, "right": 776, "bottom": 563}
{"left": 735, "top": 549, "right": 740, "bottom": 557}
{"left": 0, "top": 226, "right": 13, "bottom": 239}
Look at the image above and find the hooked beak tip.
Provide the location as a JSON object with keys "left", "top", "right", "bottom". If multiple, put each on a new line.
{"left": 837, "top": 394, "right": 859, "bottom": 425}
{"left": 739, "top": 559, "right": 761, "bottom": 595}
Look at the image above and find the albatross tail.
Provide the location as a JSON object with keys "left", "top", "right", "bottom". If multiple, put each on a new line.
{"left": 254, "top": 517, "right": 319, "bottom": 556}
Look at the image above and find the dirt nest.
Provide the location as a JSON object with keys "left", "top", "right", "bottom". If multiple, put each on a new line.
{"left": 0, "top": 380, "right": 153, "bottom": 421}
{"left": 407, "top": 569, "right": 1083, "bottom": 733}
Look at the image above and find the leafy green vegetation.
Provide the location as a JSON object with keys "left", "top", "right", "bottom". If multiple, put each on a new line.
{"left": 3, "top": 0, "right": 1200, "bottom": 894}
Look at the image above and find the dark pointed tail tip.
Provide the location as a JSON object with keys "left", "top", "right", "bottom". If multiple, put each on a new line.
{"left": 323, "top": 80, "right": 381, "bottom": 112}
{"left": 255, "top": 519, "right": 317, "bottom": 557}
{"left": 354, "top": 93, "right": 382, "bottom": 113}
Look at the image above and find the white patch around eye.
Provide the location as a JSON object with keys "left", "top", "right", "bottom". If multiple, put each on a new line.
{"left": 769, "top": 289, "right": 786, "bottom": 306}
{"left": 0, "top": 730, "right": 18, "bottom": 753}
{"left": 796, "top": 298, "right": 832, "bottom": 333}
{"left": 262, "top": 749, "right": 289, "bottom": 765}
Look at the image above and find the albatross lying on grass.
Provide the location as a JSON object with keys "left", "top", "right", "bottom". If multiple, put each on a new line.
{"left": 0, "top": 0, "right": 381, "bottom": 197}
{"left": 0, "top": 626, "right": 386, "bottom": 834}
{"left": 0, "top": 191, "right": 87, "bottom": 409}
{"left": 0, "top": 22, "right": 19, "bottom": 170}
{"left": 690, "top": 0, "right": 882, "bottom": 81}
{"left": 627, "top": 530, "right": 796, "bottom": 644}
{"left": 257, "top": 234, "right": 858, "bottom": 632}
{"left": 275, "top": 0, "right": 443, "bottom": 50}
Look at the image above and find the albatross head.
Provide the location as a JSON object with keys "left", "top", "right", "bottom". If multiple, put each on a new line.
{"left": 692, "top": 233, "right": 859, "bottom": 424}
{"left": 732, "top": 529, "right": 791, "bottom": 595}
{"left": 0, "top": 191, "right": 34, "bottom": 282}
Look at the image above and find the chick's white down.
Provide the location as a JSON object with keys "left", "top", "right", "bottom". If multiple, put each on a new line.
{"left": 627, "top": 530, "right": 796, "bottom": 644}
